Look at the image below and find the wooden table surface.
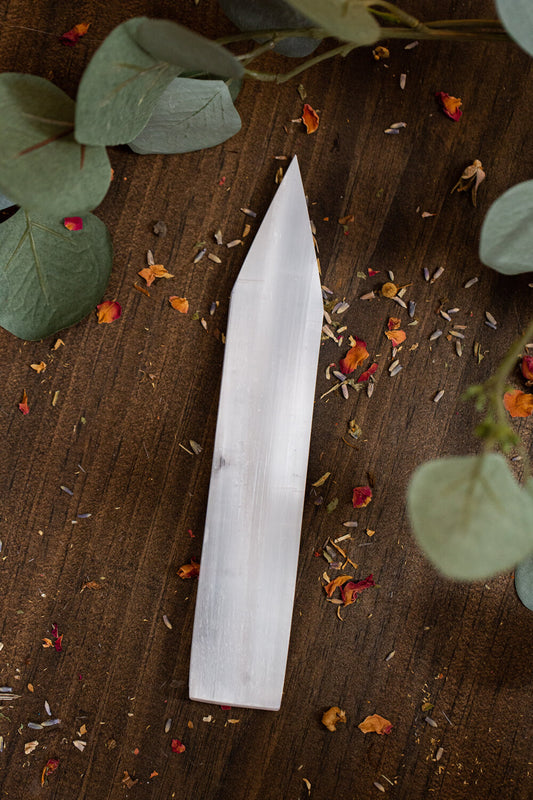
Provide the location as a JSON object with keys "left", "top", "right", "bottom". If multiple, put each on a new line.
{"left": 1, "top": 1, "right": 532, "bottom": 798}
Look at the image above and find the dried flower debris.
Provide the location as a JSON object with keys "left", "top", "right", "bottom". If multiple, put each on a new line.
{"left": 302, "top": 104, "right": 320, "bottom": 134}
{"left": 96, "top": 300, "right": 121, "bottom": 324}
{"left": 60, "top": 22, "right": 90, "bottom": 46}
{"left": 451, "top": 159, "right": 486, "bottom": 206}
{"left": 503, "top": 389, "right": 533, "bottom": 418}
{"left": 435, "top": 91, "right": 463, "bottom": 121}
{"left": 322, "top": 706, "right": 347, "bottom": 731}
{"left": 358, "top": 714, "right": 393, "bottom": 735}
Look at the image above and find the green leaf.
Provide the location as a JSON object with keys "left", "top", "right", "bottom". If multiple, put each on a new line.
{"left": 0, "top": 191, "right": 15, "bottom": 211}
{"left": 407, "top": 453, "right": 533, "bottom": 580}
{"left": 495, "top": 0, "right": 533, "bottom": 56}
{"left": 75, "top": 17, "right": 181, "bottom": 146}
{"left": 128, "top": 78, "right": 241, "bottom": 155}
{"left": 135, "top": 18, "right": 244, "bottom": 80}
{"left": 479, "top": 180, "right": 533, "bottom": 275}
{"left": 285, "top": 0, "right": 380, "bottom": 45}
{"left": 515, "top": 552, "right": 533, "bottom": 610}
{"left": 0, "top": 74, "right": 111, "bottom": 216}
{"left": 0, "top": 210, "right": 113, "bottom": 340}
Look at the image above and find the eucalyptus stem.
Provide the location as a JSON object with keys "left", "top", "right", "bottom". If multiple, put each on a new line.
{"left": 216, "top": 27, "right": 324, "bottom": 45}
{"left": 245, "top": 42, "right": 354, "bottom": 83}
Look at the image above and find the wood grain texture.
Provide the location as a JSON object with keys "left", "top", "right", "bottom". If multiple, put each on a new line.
{"left": 0, "top": 1, "right": 532, "bottom": 798}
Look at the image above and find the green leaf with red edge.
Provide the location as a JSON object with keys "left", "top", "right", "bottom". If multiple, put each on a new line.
{"left": 407, "top": 453, "right": 533, "bottom": 580}
{"left": 75, "top": 18, "right": 181, "bottom": 146}
{"left": 0, "top": 73, "right": 110, "bottom": 216}
{"left": 0, "top": 210, "right": 112, "bottom": 340}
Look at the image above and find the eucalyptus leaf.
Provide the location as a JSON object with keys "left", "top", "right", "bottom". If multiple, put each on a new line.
{"left": 0, "top": 192, "right": 15, "bottom": 211}
{"left": 135, "top": 18, "right": 244, "bottom": 79}
{"left": 181, "top": 71, "right": 242, "bottom": 103}
{"left": 407, "top": 453, "right": 533, "bottom": 580}
{"left": 75, "top": 17, "right": 181, "bottom": 146}
{"left": 515, "top": 553, "right": 533, "bottom": 610}
{"left": 479, "top": 180, "right": 533, "bottom": 275}
{"left": 285, "top": 0, "right": 380, "bottom": 45}
{"left": 0, "top": 210, "right": 113, "bottom": 340}
{"left": 128, "top": 78, "right": 241, "bottom": 155}
{"left": 0, "top": 74, "right": 111, "bottom": 216}
{"left": 495, "top": 0, "right": 533, "bottom": 57}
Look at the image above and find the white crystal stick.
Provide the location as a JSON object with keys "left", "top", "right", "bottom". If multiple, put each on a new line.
{"left": 189, "top": 157, "right": 323, "bottom": 710}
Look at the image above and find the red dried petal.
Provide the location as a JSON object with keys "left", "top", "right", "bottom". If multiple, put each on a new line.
{"left": 41, "top": 758, "right": 60, "bottom": 786}
{"left": 357, "top": 363, "right": 378, "bottom": 383}
{"left": 171, "top": 739, "right": 186, "bottom": 754}
{"left": 352, "top": 486, "right": 372, "bottom": 508}
{"left": 368, "top": 268, "right": 380, "bottom": 277}
{"left": 503, "top": 389, "right": 533, "bottom": 418}
{"left": 60, "top": 22, "right": 90, "bottom": 46}
{"left": 521, "top": 356, "right": 533, "bottom": 382}
{"left": 435, "top": 91, "right": 463, "bottom": 121}
{"left": 96, "top": 300, "right": 122, "bottom": 324}
{"left": 64, "top": 217, "right": 83, "bottom": 231}
{"left": 302, "top": 104, "right": 319, "bottom": 134}
{"left": 18, "top": 389, "right": 29, "bottom": 415}
{"left": 339, "top": 338, "right": 369, "bottom": 375}
{"left": 340, "top": 574, "right": 375, "bottom": 606}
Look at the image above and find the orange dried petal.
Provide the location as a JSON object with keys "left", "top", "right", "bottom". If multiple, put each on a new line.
{"left": 178, "top": 560, "right": 200, "bottom": 579}
{"left": 96, "top": 300, "right": 122, "bottom": 324}
{"left": 503, "top": 389, "right": 533, "bottom": 418}
{"left": 324, "top": 575, "right": 353, "bottom": 598}
{"left": 138, "top": 267, "right": 156, "bottom": 287}
{"left": 387, "top": 317, "right": 401, "bottom": 331}
{"left": 358, "top": 714, "right": 393, "bottom": 735}
{"left": 169, "top": 296, "right": 189, "bottom": 314}
{"left": 321, "top": 707, "right": 347, "bottom": 731}
{"left": 385, "top": 329, "right": 406, "bottom": 347}
{"left": 435, "top": 92, "right": 462, "bottom": 121}
{"left": 30, "top": 362, "right": 46, "bottom": 373}
{"left": 302, "top": 103, "right": 319, "bottom": 134}
{"left": 339, "top": 337, "right": 369, "bottom": 375}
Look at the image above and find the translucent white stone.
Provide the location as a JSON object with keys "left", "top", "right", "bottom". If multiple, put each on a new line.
{"left": 189, "top": 157, "right": 323, "bottom": 710}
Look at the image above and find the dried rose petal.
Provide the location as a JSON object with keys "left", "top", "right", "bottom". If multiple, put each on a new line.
{"left": 139, "top": 265, "right": 174, "bottom": 286}
{"left": 96, "top": 300, "right": 122, "bottom": 324}
{"left": 41, "top": 758, "right": 60, "bottom": 786}
{"left": 321, "top": 706, "right": 347, "bottom": 731}
{"left": 324, "top": 575, "right": 353, "bottom": 598}
{"left": 385, "top": 329, "right": 406, "bottom": 347}
{"left": 18, "top": 389, "right": 29, "bottom": 415}
{"left": 64, "top": 217, "right": 83, "bottom": 231}
{"left": 60, "top": 22, "right": 90, "bottom": 46}
{"left": 521, "top": 356, "right": 533, "bottom": 382}
{"left": 435, "top": 91, "right": 462, "bottom": 121}
{"left": 339, "top": 338, "right": 369, "bottom": 375}
{"left": 368, "top": 268, "right": 380, "bottom": 277}
{"left": 178, "top": 560, "right": 200, "bottom": 579}
{"left": 352, "top": 486, "right": 372, "bottom": 508}
{"left": 302, "top": 103, "right": 319, "bottom": 134}
{"left": 387, "top": 317, "right": 401, "bottom": 331}
{"left": 169, "top": 296, "right": 189, "bottom": 314}
{"left": 358, "top": 713, "right": 393, "bottom": 735}
{"left": 340, "top": 574, "right": 375, "bottom": 606}
{"left": 503, "top": 389, "right": 533, "bottom": 418}
{"left": 171, "top": 739, "right": 186, "bottom": 753}
{"left": 357, "top": 363, "right": 378, "bottom": 383}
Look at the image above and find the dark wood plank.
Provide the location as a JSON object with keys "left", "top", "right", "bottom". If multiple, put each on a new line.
{"left": 1, "top": 1, "right": 533, "bottom": 798}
